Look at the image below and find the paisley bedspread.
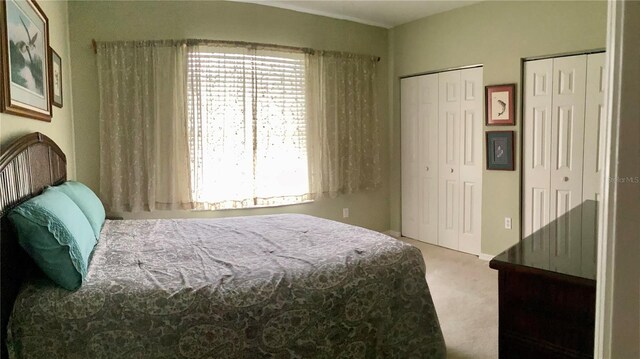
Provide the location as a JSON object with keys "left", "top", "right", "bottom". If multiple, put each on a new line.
{"left": 8, "top": 214, "right": 445, "bottom": 358}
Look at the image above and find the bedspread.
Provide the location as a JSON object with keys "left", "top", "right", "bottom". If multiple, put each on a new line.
{"left": 8, "top": 214, "right": 445, "bottom": 358}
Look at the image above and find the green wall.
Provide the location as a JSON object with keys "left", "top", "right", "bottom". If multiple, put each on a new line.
{"left": 0, "top": 0, "right": 76, "bottom": 178}
{"left": 389, "top": 1, "right": 607, "bottom": 254}
{"left": 64, "top": 0, "right": 607, "bottom": 249}
{"left": 67, "top": 1, "right": 390, "bottom": 231}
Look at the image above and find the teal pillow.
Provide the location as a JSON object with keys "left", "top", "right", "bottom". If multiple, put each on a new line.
{"left": 8, "top": 190, "right": 97, "bottom": 291}
{"left": 49, "top": 181, "right": 105, "bottom": 240}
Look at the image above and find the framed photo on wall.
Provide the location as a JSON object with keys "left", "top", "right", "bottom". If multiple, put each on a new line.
{"left": 0, "top": 0, "right": 52, "bottom": 121}
{"left": 50, "top": 47, "right": 62, "bottom": 107}
{"left": 486, "top": 84, "right": 515, "bottom": 125}
{"left": 486, "top": 131, "right": 514, "bottom": 170}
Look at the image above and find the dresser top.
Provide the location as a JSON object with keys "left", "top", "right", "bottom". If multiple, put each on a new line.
{"left": 489, "top": 200, "right": 598, "bottom": 284}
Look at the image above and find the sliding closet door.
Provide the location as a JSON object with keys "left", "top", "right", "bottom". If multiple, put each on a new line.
{"left": 523, "top": 59, "right": 553, "bottom": 243}
{"left": 581, "top": 52, "right": 606, "bottom": 278}
{"left": 457, "top": 67, "right": 483, "bottom": 255}
{"left": 418, "top": 74, "right": 439, "bottom": 244}
{"left": 401, "top": 77, "right": 419, "bottom": 239}
{"left": 438, "top": 71, "right": 460, "bottom": 250}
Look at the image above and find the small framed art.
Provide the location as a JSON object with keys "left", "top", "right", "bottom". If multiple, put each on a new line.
{"left": 486, "top": 131, "right": 514, "bottom": 170}
{"left": 50, "top": 47, "right": 62, "bottom": 107}
{"left": 486, "top": 84, "right": 515, "bottom": 125}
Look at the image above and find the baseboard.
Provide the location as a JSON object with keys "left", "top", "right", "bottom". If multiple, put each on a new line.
{"left": 383, "top": 232, "right": 495, "bottom": 259}
{"left": 478, "top": 253, "right": 495, "bottom": 261}
{"left": 384, "top": 230, "right": 401, "bottom": 238}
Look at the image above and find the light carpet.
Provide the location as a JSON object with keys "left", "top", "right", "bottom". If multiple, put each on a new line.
{"left": 400, "top": 237, "right": 498, "bottom": 359}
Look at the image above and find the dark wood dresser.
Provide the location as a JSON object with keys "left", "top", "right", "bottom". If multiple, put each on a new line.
{"left": 490, "top": 202, "right": 597, "bottom": 358}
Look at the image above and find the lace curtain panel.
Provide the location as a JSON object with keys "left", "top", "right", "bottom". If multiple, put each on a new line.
{"left": 96, "top": 40, "right": 381, "bottom": 212}
{"left": 96, "top": 41, "right": 193, "bottom": 212}
{"left": 306, "top": 52, "right": 381, "bottom": 198}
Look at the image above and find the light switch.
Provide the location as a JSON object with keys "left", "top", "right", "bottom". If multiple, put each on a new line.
{"left": 504, "top": 217, "right": 512, "bottom": 229}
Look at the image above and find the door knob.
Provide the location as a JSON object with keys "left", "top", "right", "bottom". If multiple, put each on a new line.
{"left": 450, "top": 168, "right": 454, "bottom": 173}
{"left": 564, "top": 176, "right": 569, "bottom": 182}
{"left": 426, "top": 166, "right": 429, "bottom": 171}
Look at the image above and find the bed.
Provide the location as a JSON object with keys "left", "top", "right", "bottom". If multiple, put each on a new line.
{"left": 0, "top": 132, "right": 445, "bottom": 358}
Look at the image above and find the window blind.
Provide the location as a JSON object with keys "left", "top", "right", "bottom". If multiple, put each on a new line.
{"left": 187, "top": 47, "right": 310, "bottom": 209}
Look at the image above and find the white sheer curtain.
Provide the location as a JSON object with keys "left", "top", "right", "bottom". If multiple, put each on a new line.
{"left": 96, "top": 40, "right": 193, "bottom": 212}
{"left": 187, "top": 45, "right": 310, "bottom": 209}
{"left": 305, "top": 51, "right": 381, "bottom": 198}
{"left": 97, "top": 40, "right": 381, "bottom": 212}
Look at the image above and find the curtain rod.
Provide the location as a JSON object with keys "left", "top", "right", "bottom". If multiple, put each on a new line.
{"left": 91, "top": 38, "right": 381, "bottom": 62}
{"left": 188, "top": 39, "right": 315, "bottom": 55}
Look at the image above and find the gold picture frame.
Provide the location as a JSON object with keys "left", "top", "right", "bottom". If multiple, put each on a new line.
{"left": 0, "top": 0, "right": 52, "bottom": 121}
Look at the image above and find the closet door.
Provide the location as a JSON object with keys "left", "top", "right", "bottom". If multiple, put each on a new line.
{"left": 523, "top": 57, "right": 553, "bottom": 264}
{"left": 549, "top": 55, "right": 587, "bottom": 273}
{"left": 582, "top": 54, "right": 606, "bottom": 205}
{"left": 457, "top": 67, "right": 483, "bottom": 255}
{"left": 581, "top": 52, "right": 606, "bottom": 278}
{"left": 401, "top": 77, "right": 419, "bottom": 239}
{"left": 549, "top": 56, "right": 587, "bottom": 221}
{"left": 418, "top": 74, "right": 439, "bottom": 244}
{"left": 438, "top": 71, "right": 461, "bottom": 250}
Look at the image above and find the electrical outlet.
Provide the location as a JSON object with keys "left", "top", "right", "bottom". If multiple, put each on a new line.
{"left": 342, "top": 208, "right": 349, "bottom": 218}
{"left": 504, "top": 217, "right": 512, "bottom": 229}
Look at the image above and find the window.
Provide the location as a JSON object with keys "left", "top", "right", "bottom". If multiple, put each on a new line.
{"left": 187, "top": 47, "right": 310, "bottom": 209}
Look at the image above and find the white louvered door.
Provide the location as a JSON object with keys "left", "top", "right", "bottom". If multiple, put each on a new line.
{"left": 438, "top": 71, "right": 461, "bottom": 250}
{"left": 458, "top": 67, "right": 483, "bottom": 255}
{"left": 401, "top": 77, "right": 419, "bottom": 239}
{"left": 418, "top": 74, "right": 439, "bottom": 245}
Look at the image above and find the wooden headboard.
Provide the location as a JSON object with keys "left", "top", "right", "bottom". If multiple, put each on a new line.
{"left": 0, "top": 132, "right": 67, "bottom": 357}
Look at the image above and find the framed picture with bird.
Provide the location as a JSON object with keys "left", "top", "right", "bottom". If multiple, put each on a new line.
{"left": 486, "top": 84, "right": 515, "bottom": 126}
{"left": 486, "top": 131, "right": 515, "bottom": 170}
{"left": 1, "top": 0, "right": 52, "bottom": 121}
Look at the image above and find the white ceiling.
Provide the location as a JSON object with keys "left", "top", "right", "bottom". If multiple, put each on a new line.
{"left": 234, "top": 1, "right": 480, "bottom": 28}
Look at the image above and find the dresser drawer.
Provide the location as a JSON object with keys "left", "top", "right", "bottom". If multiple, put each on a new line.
{"left": 498, "top": 270, "right": 596, "bottom": 358}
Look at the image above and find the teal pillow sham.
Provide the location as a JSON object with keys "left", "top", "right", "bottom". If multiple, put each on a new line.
{"left": 8, "top": 189, "right": 97, "bottom": 291}
{"left": 49, "top": 181, "right": 105, "bottom": 240}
